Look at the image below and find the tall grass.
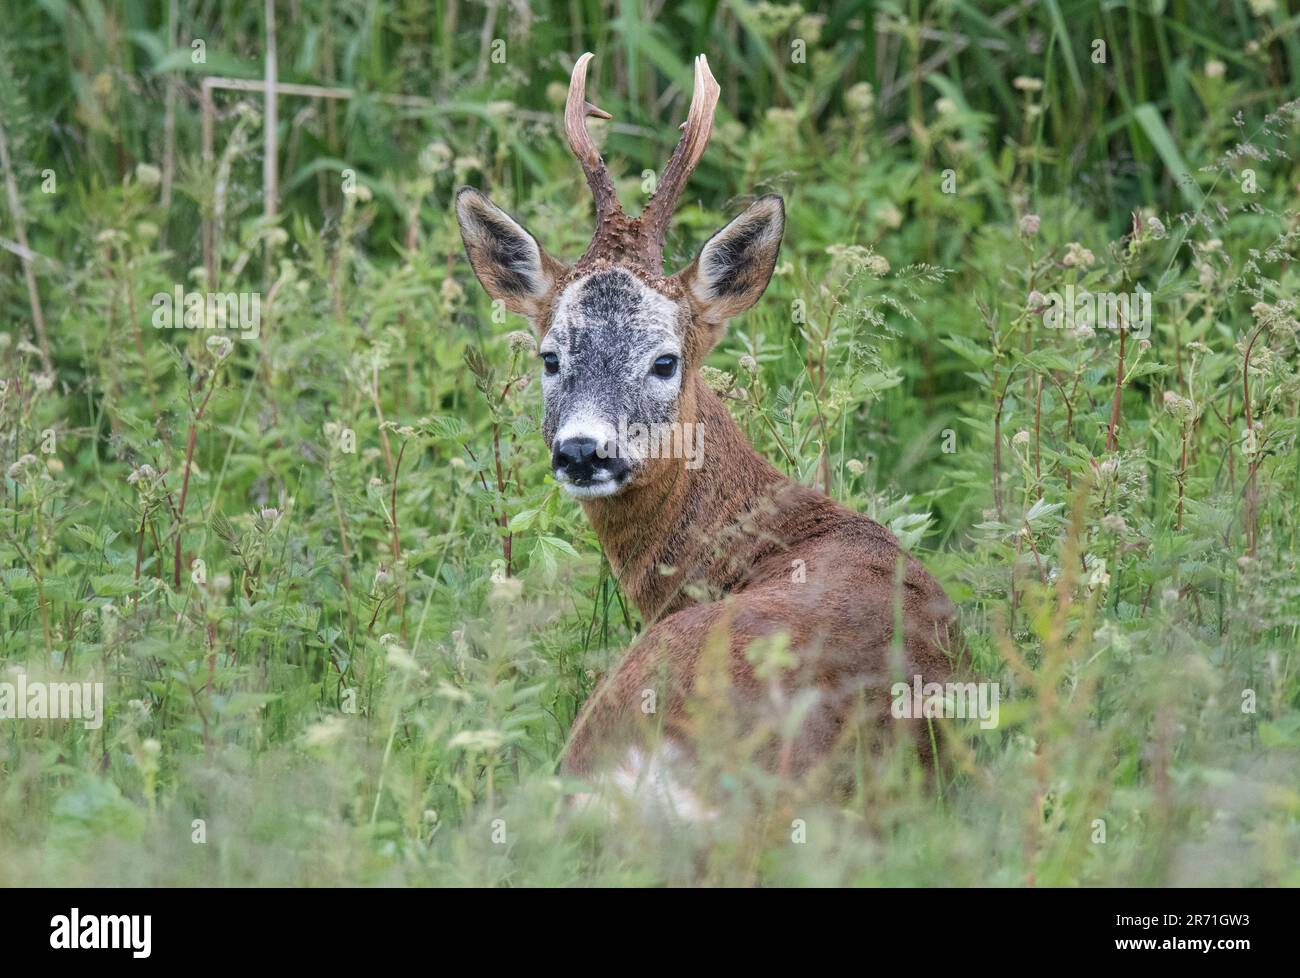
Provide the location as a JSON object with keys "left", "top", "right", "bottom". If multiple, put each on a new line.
{"left": 0, "top": 1, "right": 1297, "bottom": 885}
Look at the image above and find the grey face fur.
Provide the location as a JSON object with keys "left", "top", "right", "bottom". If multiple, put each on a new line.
{"left": 539, "top": 269, "right": 686, "bottom": 498}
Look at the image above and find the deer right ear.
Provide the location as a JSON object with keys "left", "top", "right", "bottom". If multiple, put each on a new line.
{"left": 455, "top": 187, "right": 564, "bottom": 320}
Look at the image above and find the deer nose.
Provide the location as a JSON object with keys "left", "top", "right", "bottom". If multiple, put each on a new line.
{"left": 553, "top": 437, "right": 627, "bottom": 484}
{"left": 553, "top": 436, "right": 598, "bottom": 469}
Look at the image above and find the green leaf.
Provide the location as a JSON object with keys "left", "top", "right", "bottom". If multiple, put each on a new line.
{"left": 507, "top": 508, "right": 540, "bottom": 532}
{"left": 91, "top": 574, "right": 140, "bottom": 597}
{"left": 939, "top": 334, "right": 994, "bottom": 368}
{"left": 1134, "top": 103, "right": 1204, "bottom": 208}
{"left": 529, "top": 535, "right": 579, "bottom": 577}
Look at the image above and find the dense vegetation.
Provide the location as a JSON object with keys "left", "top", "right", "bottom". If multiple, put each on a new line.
{"left": 1, "top": 0, "right": 1297, "bottom": 885}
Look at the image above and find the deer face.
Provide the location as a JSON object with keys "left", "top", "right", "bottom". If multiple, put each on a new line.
{"left": 536, "top": 268, "right": 685, "bottom": 497}
{"left": 456, "top": 192, "right": 783, "bottom": 497}
{"left": 454, "top": 54, "right": 783, "bottom": 499}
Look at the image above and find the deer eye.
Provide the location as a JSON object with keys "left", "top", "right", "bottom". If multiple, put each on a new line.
{"left": 651, "top": 354, "right": 678, "bottom": 379}
{"left": 541, "top": 352, "right": 559, "bottom": 375}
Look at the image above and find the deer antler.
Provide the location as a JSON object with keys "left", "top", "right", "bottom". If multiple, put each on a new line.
{"left": 564, "top": 52, "right": 622, "bottom": 228}
{"left": 639, "top": 54, "right": 721, "bottom": 257}
{"left": 565, "top": 52, "right": 720, "bottom": 276}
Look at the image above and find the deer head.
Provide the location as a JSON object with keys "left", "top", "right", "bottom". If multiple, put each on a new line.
{"left": 456, "top": 53, "right": 784, "bottom": 498}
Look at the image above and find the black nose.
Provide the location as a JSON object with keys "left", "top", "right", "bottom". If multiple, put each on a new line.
{"left": 552, "top": 437, "right": 629, "bottom": 484}
{"left": 553, "top": 436, "right": 598, "bottom": 470}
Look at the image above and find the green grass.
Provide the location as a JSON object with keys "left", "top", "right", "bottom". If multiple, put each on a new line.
{"left": 0, "top": 0, "right": 1297, "bottom": 886}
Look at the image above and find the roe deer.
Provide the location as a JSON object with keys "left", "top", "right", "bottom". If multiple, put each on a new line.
{"left": 456, "top": 53, "right": 957, "bottom": 815}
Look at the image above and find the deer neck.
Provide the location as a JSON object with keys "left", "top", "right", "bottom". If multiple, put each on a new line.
{"left": 579, "top": 374, "right": 785, "bottom": 623}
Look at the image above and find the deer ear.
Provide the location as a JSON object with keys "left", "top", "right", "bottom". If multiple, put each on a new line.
{"left": 455, "top": 187, "right": 565, "bottom": 320}
{"left": 679, "top": 195, "right": 784, "bottom": 332}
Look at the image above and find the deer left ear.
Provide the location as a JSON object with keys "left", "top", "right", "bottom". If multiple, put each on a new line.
{"left": 678, "top": 195, "right": 784, "bottom": 337}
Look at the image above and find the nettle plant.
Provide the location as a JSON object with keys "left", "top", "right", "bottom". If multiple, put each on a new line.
{"left": 722, "top": 241, "right": 954, "bottom": 554}
{"left": 945, "top": 98, "right": 1300, "bottom": 724}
